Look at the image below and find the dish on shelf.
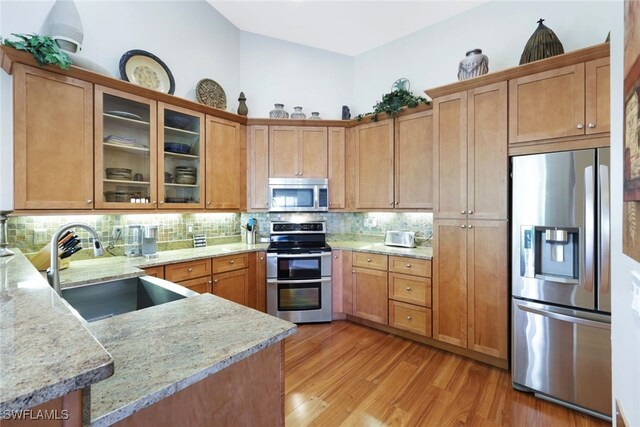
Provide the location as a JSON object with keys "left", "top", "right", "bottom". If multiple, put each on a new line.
{"left": 104, "top": 191, "right": 136, "bottom": 202}
{"left": 165, "top": 142, "right": 191, "bottom": 154}
{"left": 165, "top": 197, "right": 193, "bottom": 203}
{"left": 105, "top": 111, "right": 143, "bottom": 121}
{"left": 104, "top": 135, "right": 136, "bottom": 145}
{"left": 195, "top": 78, "right": 226, "bottom": 109}
{"left": 119, "top": 49, "right": 175, "bottom": 95}
{"left": 164, "top": 172, "right": 173, "bottom": 183}
{"left": 165, "top": 112, "right": 193, "bottom": 130}
{"left": 106, "top": 168, "right": 133, "bottom": 180}
{"left": 175, "top": 175, "right": 196, "bottom": 185}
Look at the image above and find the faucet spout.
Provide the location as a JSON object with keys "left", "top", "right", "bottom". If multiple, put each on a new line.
{"left": 48, "top": 223, "right": 104, "bottom": 295}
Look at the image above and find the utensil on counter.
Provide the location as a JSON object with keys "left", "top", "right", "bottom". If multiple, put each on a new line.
{"left": 60, "top": 245, "right": 82, "bottom": 259}
{"left": 57, "top": 231, "right": 74, "bottom": 247}
{"left": 60, "top": 236, "right": 79, "bottom": 252}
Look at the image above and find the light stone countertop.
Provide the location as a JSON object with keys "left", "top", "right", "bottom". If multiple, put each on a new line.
{"left": 329, "top": 241, "right": 433, "bottom": 259}
{"left": 86, "top": 294, "right": 295, "bottom": 426}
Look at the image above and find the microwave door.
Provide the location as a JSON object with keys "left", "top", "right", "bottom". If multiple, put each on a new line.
{"left": 270, "top": 187, "right": 315, "bottom": 211}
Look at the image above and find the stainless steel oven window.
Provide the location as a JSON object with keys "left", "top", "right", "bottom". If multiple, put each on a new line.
{"left": 277, "top": 282, "right": 322, "bottom": 311}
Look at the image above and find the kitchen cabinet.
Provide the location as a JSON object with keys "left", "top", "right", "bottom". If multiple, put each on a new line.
{"left": 143, "top": 266, "right": 165, "bottom": 279}
{"left": 352, "top": 253, "right": 388, "bottom": 324}
{"left": 13, "top": 64, "right": 94, "bottom": 210}
{"left": 432, "top": 219, "right": 508, "bottom": 360}
{"left": 205, "top": 116, "right": 246, "bottom": 210}
{"left": 328, "top": 127, "right": 346, "bottom": 209}
{"left": 508, "top": 57, "right": 610, "bottom": 144}
{"left": 165, "top": 258, "right": 212, "bottom": 293}
{"left": 249, "top": 251, "right": 267, "bottom": 312}
{"left": 247, "top": 125, "right": 270, "bottom": 210}
{"left": 158, "top": 103, "right": 205, "bottom": 209}
{"left": 269, "top": 126, "right": 328, "bottom": 178}
{"left": 179, "top": 276, "right": 212, "bottom": 294}
{"left": 212, "top": 253, "right": 249, "bottom": 306}
{"left": 433, "top": 81, "right": 508, "bottom": 220}
{"left": 354, "top": 119, "right": 394, "bottom": 209}
{"left": 331, "top": 250, "right": 353, "bottom": 316}
{"left": 388, "top": 256, "right": 432, "bottom": 337}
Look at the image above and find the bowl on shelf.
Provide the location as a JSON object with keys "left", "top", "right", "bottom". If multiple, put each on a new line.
{"left": 175, "top": 175, "right": 196, "bottom": 185}
{"left": 164, "top": 172, "right": 173, "bottom": 183}
{"left": 165, "top": 113, "right": 192, "bottom": 130}
{"left": 106, "top": 168, "right": 132, "bottom": 180}
{"left": 104, "top": 191, "right": 135, "bottom": 202}
{"left": 165, "top": 142, "right": 191, "bottom": 154}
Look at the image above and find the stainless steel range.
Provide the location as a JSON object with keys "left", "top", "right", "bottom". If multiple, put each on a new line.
{"left": 266, "top": 221, "right": 332, "bottom": 323}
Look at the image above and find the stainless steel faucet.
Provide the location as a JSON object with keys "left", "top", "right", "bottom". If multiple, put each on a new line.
{"left": 47, "top": 223, "right": 104, "bottom": 295}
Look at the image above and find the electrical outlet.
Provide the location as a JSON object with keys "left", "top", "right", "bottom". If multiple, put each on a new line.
{"left": 33, "top": 228, "right": 48, "bottom": 244}
{"left": 186, "top": 223, "right": 194, "bottom": 235}
{"left": 112, "top": 226, "right": 124, "bottom": 239}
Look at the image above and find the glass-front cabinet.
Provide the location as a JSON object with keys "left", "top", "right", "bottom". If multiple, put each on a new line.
{"left": 95, "top": 85, "right": 157, "bottom": 209}
{"left": 158, "top": 103, "right": 204, "bottom": 209}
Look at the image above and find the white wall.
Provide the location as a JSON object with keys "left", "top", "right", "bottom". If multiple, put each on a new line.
{"left": 0, "top": 1, "right": 12, "bottom": 210}
{"left": 239, "top": 32, "right": 353, "bottom": 119}
{"left": 353, "top": 1, "right": 615, "bottom": 115}
{"left": 612, "top": 3, "right": 640, "bottom": 426}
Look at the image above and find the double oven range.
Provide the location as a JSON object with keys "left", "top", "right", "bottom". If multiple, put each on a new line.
{"left": 266, "top": 221, "right": 332, "bottom": 323}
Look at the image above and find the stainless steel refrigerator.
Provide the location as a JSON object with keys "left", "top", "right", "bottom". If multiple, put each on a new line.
{"left": 511, "top": 148, "right": 611, "bottom": 420}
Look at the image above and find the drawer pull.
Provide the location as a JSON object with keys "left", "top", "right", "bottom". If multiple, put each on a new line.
{"left": 334, "top": 255, "right": 338, "bottom": 259}
{"left": 406, "top": 315, "right": 412, "bottom": 320}
{"left": 214, "top": 279, "right": 218, "bottom": 283}
{"left": 208, "top": 280, "right": 212, "bottom": 284}
{"left": 86, "top": 199, "right": 92, "bottom": 204}
{"left": 405, "top": 287, "right": 412, "bottom": 291}
{"left": 367, "top": 258, "right": 372, "bottom": 262}
{"left": 577, "top": 123, "right": 584, "bottom": 129}
{"left": 188, "top": 268, "right": 193, "bottom": 272}
{"left": 260, "top": 257, "right": 264, "bottom": 261}
{"left": 406, "top": 264, "right": 411, "bottom": 268}
{"left": 230, "top": 260, "right": 235, "bottom": 264}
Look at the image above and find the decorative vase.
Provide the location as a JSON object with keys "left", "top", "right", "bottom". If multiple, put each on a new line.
{"left": 237, "top": 91, "right": 248, "bottom": 116}
{"left": 519, "top": 19, "right": 564, "bottom": 65}
{"left": 309, "top": 112, "right": 321, "bottom": 120}
{"left": 269, "top": 103, "right": 289, "bottom": 119}
{"left": 342, "top": 105, "right": 351, "bottom": 120}
{"left": 290, "top": 106, "right": 306, "bottom": 119}
{"left": 457, "top": 49, "right": 489, "bottom": 81}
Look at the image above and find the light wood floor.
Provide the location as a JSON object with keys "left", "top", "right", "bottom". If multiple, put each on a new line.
{"left": 284, "top": 321, "right": 610, "bottom": 427}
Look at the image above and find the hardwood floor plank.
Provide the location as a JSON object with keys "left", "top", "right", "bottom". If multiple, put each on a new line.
{"left": 285, "top": 321, "right": 610, "bottom": 427}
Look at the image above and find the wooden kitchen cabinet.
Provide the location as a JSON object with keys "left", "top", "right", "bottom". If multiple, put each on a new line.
{"left": 247, "top": 125, "right": 270, "bottom": 210}
{"left": 352, "top": 266, "right": 388, "bottom": 324}
{"left": 353, "top": 252, "right": 388, "bottom": 271}
{"left": 143, "top": 266, "right": 165, "bottom": 279}
{"left": 388, "top": 256, "right": 432, "bottom": 337}
{"left": 13, "top": 64, "right": 94, "bottom": 210}
{"left": 165, "top": 258, "right": 212, "bottom": 283}
{"left": 212, "top": 253, "right": 249, "bottom": 273}
{"left": 179, "top": 276, "right": 212, "bottom": 294}
{"left": 433, "top": 81, "right": 508, "bottom": 220}
{"left": 331, "top": 250, "right": 353, "bottom": 316}
{"left": 509, "top": 57, "right": 610, "bottom": 144}
{"left": 354, "top": 119, "right": 395, "bottom": 209}
{"left": 205, "top": 116, "right": 246, "bottom": 210}
{"left": 269, "top": 126, "right": 327, "bottom": 178}
{"left": 328, "top": 127, "right": 346, "bottom": 209}
{"left": 213, "top": 269, "right": 249, "bottom": 306}
{"left": 249, "top": 251, "right": 267, "bottom": 312}
{"left": 389, "top": 300, "right": 431, "bottom": 337}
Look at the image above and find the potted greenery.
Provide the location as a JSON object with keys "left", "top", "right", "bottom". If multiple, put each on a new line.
{"left": 355, "top": 80, "right": 430, "bottom": 122}
{"left": 1, "top": 33, "right": 71, "bottom": 70}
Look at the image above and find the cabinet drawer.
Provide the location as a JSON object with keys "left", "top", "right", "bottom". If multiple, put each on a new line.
{"left": 389, "top": 256, "right": 431, "bottom": 277}
{"left": 178, "top": 276, "right": 211, "bottom": 294}
{"left": 165, "top": 259, "right": 212, "bottom": 282}
{"left": 389, "top": 301, "right": 432, "bottom": 337}
{"left": 213, "top": 253, "right": 249, "bottom": 274}
{"left": 353, "top": 252, "right": 387, "bottom": 270}
{"left": 143, "top": 266, "right": 165, "bottom": 279}
{"left": 389, "top": 273, "right": 431, "bottom": 307}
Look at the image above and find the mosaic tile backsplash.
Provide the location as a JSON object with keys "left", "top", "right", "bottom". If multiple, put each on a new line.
{"left": 7, "top": 212, "right": 433, "bottom": 258}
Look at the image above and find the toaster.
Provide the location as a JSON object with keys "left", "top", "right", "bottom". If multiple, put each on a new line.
{"left": 384, "top": 230, "right": 416, "bottom": 248}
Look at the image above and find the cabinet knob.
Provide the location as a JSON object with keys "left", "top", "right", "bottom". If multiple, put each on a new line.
{"left": 405, "top": 287, "right": 412, "bottom": 291}
{"left": 577, "top": 123, "right": 584, "bottom": 129}
{"left": 406, "top": 315, "right": 412, "bottom": 320}
{"left": 389, "top": 202, "right": 394, "bottom": 206}
{"left": 367, "top": 258, "right": 372, "bottom": 262}
{"left": 461, "top": 225, "right": 466, "bottom": 229}
{"left": 352, "top": 270, "right": 355, "bottom": 274}
{"left": 334, "top": 255, "right": 338, "bottom": 259}
{"left": 468, "top": 210, "right": 474, "bottom": 215}
{"left": 207, "top": 202, "right": 211, "bottom": 206}
{"left": 406, "top": 264, "right": 411, "bottom": 268}
{"left": 588, "top": 123, "right": 596, "bottom": 128}
{"left": 159, "top": 201, "right": 164, "bottom": 204}
{"left": 461, "top": 210, "right": 466, "bottom": 214}
{"left": 395, "top": 201, "right": 399, "bottom": 205}
{"left": 152, "top": 201, "right": 156, "bottom": 204}
{"left": 230, "top": 260, "right": 235, "bottom": 264}
{"left": 86, "top": 199, "right": 92, "bottom": 204}
{"left": 468, "top": 225, "right": 474, "bottom": 229}
{"left": 265, "top": 201, "right": 269, "bottom": 206}
{"left": 188, "top": 268, "right": 193, "bottom": 272}
{"left": 208, "top": 280, "right": 212, "bottom": 284}
{"left": 260, "top": 257, "right": 264, "bottom": 261}
{"left": 214, "top": 279, "right": 218, "bottom": 283}
{"left": 329, "top": 202, "right": 332, "bottom": 206}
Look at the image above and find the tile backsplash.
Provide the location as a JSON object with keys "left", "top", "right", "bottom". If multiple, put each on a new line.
{"left": 7, "top": 211, "right": 433, "bottom": 256}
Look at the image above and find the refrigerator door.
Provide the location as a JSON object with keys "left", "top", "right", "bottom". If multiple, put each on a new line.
{"left": 511, "top": 150, "right": 596, "bottom": 310}
{"left": 512, "top": 299, "right": 611, "bottom": 417}
{"left": 598, "top": 148, "right": 610, "bottom": 313}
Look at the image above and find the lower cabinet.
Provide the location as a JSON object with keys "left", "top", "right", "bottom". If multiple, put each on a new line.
{"left": 212, "top": 254, "right": 250, "bottom": 306}
{"left": 179, "top": 276, "right": 212, "bottom": 294}
{"left": 389, "top": 301, "right": 431, "bottom": 337}
{"left": 352, "top": 266, "right": 388, "bottom": 324}
{"left": 387, "top": 257, "right": 432, "bottom": 337}
{"left": 143, "top": 266, "right": 165, "bottom": 279}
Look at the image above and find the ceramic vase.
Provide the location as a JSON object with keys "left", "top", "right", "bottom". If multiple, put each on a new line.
{"left": 269, "top": 103, "right": 289, "bottom": 119}
{"left": 291, "top": 106, "right": 306, "bottom": 119}
{"left": 309, "top": 112, "right": 321, "bottom": 120}
{"left": 457, "top": 49, "right": 489, "bottom": 81}
{"left": 237, "top": 91, "right": 248, "bottom": 116}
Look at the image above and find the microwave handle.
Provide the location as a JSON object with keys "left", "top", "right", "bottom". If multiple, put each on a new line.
{"left": 314, "top": 185, "right": 319, "bottom": 209}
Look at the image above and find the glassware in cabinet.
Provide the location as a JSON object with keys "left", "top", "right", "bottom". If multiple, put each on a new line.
{"left": 95, "top": 86, "right": 157, "bottom": 209}
{"left": 158, "top": 103, "right": 205, "bottom": 209}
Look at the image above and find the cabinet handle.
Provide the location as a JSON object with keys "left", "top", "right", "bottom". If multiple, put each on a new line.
{"left": 468, "top": 225, "right": 474, "bottom": 229}
{"left": 152, "top": 201, "right": 156, "bottom": 204}
{"left": 260, "top": 257, "right": 264, "bottom": 261}
{"left": 577, "top": 123, "right": 584, "bottom": 129}
{"left": 86, "top": 199, "right": 92, "bottom": 204}
{"left": 159, "top": 201, "right": 164, "bottom": 204}
{"left": 367, "top": 258, "right": 372, "bottom": 262}
{"left": 207, "top": 201, "right": 211, "bottom": 206}
{"left": 329, "top": 202, "right": 332, "bottom": 206}
{"left": 389, "top": 202, "right": 394, "bottom": 206}
{"left": 461, "top": 225, "right": 466, "bottom": 229}
{"left": 461, "top": 210, "right": 466, "bottom": 214}
{"left": 208, "top": 280, "right": 212, "bottom": 284}
{"left": 230, "top": 260, "right": 235, "bottom": 264}
{"left": 334, "top": 255, "right": 338, "bottom": 259}
{"left": 188, "top": 268, "right": 193, "bottom": 272}
{"left": 406, "top": 264, "right": 411, "bottom": 268}
{"left": 406, "top": 315, "right": 412, "bottom": 320}
{"left": 468, "top": 210, "right": 474, "bottom": 215}
{"left": 265, "top": 201, "right": 269, "bottom": 206}
{"left": 395, "top": 201, "right": 399, "bottom": 205}
{"left": 214, "top": 279, "right": 218, "bottom": 283}
{"left": 588, "top": 123, "right": 596, "bottom": 128}
{"left": 352, "top": 270, "right": 355, "bottom": 274}
{"left": 405, "top": 287, "right": 412, "bottom": 291}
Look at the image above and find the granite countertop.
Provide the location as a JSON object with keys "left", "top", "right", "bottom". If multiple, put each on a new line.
{"left": 329, "top": 241, "right": 432, "bottom": 259}
{"left": 0, "top": 250, "right": 114, "bottom": 412}
{"left": 87, "top": 294, "right": 295, "bottom": 426}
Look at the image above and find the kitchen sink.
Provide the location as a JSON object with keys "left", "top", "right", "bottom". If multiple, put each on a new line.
{"left": 61, "top": 275, "right": 199, "bottom": 322}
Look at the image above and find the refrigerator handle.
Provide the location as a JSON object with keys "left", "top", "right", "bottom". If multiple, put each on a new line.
{"left": 599, "top": 163, "right": 610, "bottom": 297}
{"left": 516, "top": 303, "right": 610, "bottom": 330}
{"left": 584, "top": 165, "right": 595, "bottom": 293}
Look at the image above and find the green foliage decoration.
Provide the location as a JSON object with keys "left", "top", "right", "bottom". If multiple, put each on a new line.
{"left": 1, "top": 33, "right": 71, "bottom": 70}
{"left": 355, "top": 88, "right": 430, "bottom": 122}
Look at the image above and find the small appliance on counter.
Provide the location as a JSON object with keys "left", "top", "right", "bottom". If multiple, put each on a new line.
{"left": 141, "top": 225, "right": 158, "bottom": 258}
{"left": 384, "top": 230, "right": 416, "bottom": 248}
{"left": 125, "top": 224, "right": 143, "bottom": 257}
{"left": 245, "top": 218, "right": 257, "bottom": 244}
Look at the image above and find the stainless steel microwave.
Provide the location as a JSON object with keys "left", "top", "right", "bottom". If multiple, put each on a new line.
{"left": 268, "top": 178, "right": 329, "bottom": 212}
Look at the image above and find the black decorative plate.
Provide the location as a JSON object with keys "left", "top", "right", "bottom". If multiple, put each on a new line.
{"left": 119, "top": 50, "right": 175, "bottom": 94}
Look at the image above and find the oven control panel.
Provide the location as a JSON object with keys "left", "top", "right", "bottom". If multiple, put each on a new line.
{"left": 270, "top": 221, "right": 326, "bottom": 234}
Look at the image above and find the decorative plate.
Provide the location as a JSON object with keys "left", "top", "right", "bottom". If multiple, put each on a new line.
{"left": 105, "top": 111, "right": 143, "bottom": 121}
{"left": 195, "top": 78, "right": 226, "bottom": 109}
{"left": 119, "top": 50, "right": 175, "bottom": 94}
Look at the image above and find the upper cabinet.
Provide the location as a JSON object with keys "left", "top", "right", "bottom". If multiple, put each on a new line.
{"left": 354, "top": 120, "right": 395, "bottom": 209}
{"left": 247, "top": 125, "right": 270, "bottom": 210}
{"left": 269, "top": 126, "right": 328, "bottom": 178}
{"left": 328, "top": 127, "right": 346, "bottom": 209}
{"left": 13, "top": 64, "right": 94, "bottom": 210}
{"left": 508, "top": 57, "right": 610, "bottom": 144}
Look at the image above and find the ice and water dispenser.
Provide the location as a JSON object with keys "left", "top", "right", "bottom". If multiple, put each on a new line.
{"left": 520, "top": 226, "right": 579, "bottom": 284}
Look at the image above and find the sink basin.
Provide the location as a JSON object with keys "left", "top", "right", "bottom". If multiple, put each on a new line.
{"left": 61, "top": 275, "right": 199, "bottom": 322}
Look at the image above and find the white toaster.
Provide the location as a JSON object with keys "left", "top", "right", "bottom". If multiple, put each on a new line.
{"left": 384, "top": 230, "right": 416, "bottom": 248}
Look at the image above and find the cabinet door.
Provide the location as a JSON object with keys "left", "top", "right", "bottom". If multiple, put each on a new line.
{"left": 328, "top": 127, "right": 346, "bottom": 209}
{"left": 299, "top": 127, "right": 328, "bottom": 178}
{"left": 508, "top": 64, "right": 585, "bottom": 143}
{"left": 269, "top": 126, "right": 299, "bottom": 177}
{"left": 13, "top": 64, "right": 94, "bottom": 210}
{"left": 432, "top": 219, "right": 467, "bottom": 347}
{"left": 433, "top": 92, "right": 467, "bottom": 219}
{"left": 331, "top": 250, "right": 353, "bottom": 315}
{"left": 213, "top": 269, "right": 249, "bottom": 307}
{"left": 354, "top": 120, "right": 394, "bottom": 209}
{"left": 585, "top": 57, "right": 610, "bottom": 134}
{"left": 247, "top": 125, "right": 269, "bottom": 210}
{"left": 468, "top": 82, "right": 508, "bottom": 220}
{"left": 395, "top": 110, "right": 433, "bottom": 209}
{"left": 389, "top": 300, "right": 431, "bottom": 337}
{"left": 165, "top": 258, "right": 212, "bottom": 282}
{"left": 95, "top": 85, "right": 157, "bottom": 209}
{"left": 205, "top": 116, "right": 245, "bottom": 210}
{"left": 253, "top": 251, "right": 267, "bottom": 312}
{"left": 143, "top": 266, "right": 165, "bottom": 279}
{"left": 179, "top": 276, "right": 212, "bottom": 294}
{"left": 352, "top": 267, "right": 388, "bottom": 324}
{"left": 389, "top": 272, "right": 430, "bottom": 307}
{"left": 467, "top": 220, "right": 508, "bottom": 359}
{"left": 158, "top": 103, "right": 205, "bottom": 209}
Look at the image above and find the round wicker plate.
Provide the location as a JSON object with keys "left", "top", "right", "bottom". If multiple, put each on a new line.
{"left": 195, "top": 78, "right": 227, "bottom": 109}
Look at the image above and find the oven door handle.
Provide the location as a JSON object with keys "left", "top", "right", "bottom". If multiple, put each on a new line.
{"left": 267, "top": 277, "right": 332, "bottom": 285}
{"left": 266, "top": 252, "right": 331, "bottom": 259}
